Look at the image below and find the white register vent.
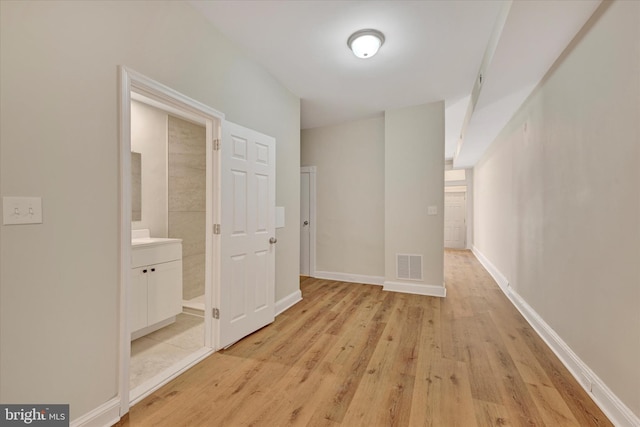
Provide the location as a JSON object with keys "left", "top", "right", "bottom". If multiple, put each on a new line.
{"left": 396, "top": 254, "right": 423, "bottom": 281}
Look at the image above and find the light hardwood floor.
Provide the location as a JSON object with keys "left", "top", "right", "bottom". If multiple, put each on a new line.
{"left": 116, "top": 250, "right": 611, "bottom": 426}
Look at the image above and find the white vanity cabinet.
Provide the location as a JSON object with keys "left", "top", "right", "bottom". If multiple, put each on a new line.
{"left": 130, "top": 237, "right": 183, "bottom": 339}
{"left": 130, "top": 266, "right": 149, "bottom": 333}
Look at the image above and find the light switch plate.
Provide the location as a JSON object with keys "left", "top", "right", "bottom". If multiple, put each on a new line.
{"left": 427, "top": 205, "right": 438, "bottom": 216}
{"left": 2, "top": 197, "right": 43, "bottom": 225}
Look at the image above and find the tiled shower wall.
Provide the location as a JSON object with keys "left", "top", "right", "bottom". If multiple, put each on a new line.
{"left": 168, "top": 116, "right": 206, "bottom": 301}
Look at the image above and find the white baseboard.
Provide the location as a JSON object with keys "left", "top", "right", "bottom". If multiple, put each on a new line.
{"left": 70, "top": 397, "right": 120, "bottom": 427}
{"left": 472, "top": 246, "right": 640, "bottom": 427}
{"left": 382, "top": 281, "right": 446, "bottom": 298}
{"left": 314, "top": 270, "right": 384, "bottom": 286}
{"left": 471, "top": 245, "right": 510, "bottom": 293}
{"left": 275, "top": 289, "right": 302, "bottom": 316}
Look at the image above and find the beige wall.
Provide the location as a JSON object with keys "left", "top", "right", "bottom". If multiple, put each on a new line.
{"left": 0, "top": 0, "right": 299, "bottom": 421}
{"left": 301, "top": 108, "right": 446, "bottom": 289}
{"left": 301, "top": 117, "right": 385, "bottom": 278}
{"left": 385, "top": 102, "right": 445, "bottom": 288}
{"left": 167, "top": 116, "right": 206, "bottom": 301}
{"left": 474, "top": 1, "right": 640, "bottom": 417}
{"left": 131, "top": 100, "right": 169, "bottom": 238}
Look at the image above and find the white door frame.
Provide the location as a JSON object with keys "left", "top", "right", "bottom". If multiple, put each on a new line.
{"left": 300, "top": 166, "right": 317, "bottom": 277}
{"left": 118, "top": 66, "right": 223, "bottom": 415}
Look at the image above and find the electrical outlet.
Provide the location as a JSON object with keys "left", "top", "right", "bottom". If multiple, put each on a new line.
{"left": 2, "top": 197, "right": 43, "bottom": 225}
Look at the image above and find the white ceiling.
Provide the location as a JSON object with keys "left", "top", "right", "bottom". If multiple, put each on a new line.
{"left": 190, "top": 0, "right": 601, "bottom": 167}
{"left": 454, "top": 0, "right": 601, "bottom": 167}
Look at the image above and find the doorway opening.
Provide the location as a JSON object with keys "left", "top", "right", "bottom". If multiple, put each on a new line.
{"left": 300, "top": 166, "right": 316, "bottom": 277}
{"left": 444, "top": 167, "right": 469, "bottom": 249}
{"left": 444, "top": 191, "right": 467, "bottom": 249}
{"left": 119, "top": 67, "right": 223, "bottom": 413}
{"left": 128, "top": 97, "right": 209, "bottom": 399}
{"left": 120, "top": 67, "right": 278, "bottom": 416}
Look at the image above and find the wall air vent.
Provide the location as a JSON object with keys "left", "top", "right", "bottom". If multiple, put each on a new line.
{"left": 396, "top": 254, "right": 422, "bottom": 281}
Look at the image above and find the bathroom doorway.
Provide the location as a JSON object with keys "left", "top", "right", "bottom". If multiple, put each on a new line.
{"left": 128, "top": 99, "right": 210, "bottom": 401}
{"left": 119, "top": 67, "right": 277, "bottom": 416}
{"left": 119, "top": 68, "right": 223, "bottom": 412}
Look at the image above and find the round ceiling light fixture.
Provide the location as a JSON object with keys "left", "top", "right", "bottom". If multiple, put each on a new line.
{"left": 347, "top": 29, "right": 385, "bottom": 59}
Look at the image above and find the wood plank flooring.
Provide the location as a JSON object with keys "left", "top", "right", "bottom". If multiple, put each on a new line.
{"left": 116, "top": 250, "right": 611, "bottom": 426}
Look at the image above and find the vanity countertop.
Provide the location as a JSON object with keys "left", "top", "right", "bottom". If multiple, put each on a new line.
{"left": 131, "top": 230, "right": 182, "bottom": 268}
{"left": 131, "top": 229, "right": 181, "bottom": 248}
{"left": 132, "top": 237, "right": 182, "bottom": 248}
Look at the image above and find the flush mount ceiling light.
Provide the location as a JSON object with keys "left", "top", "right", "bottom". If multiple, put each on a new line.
{"left": 347, "top": 29, "right": 385, "bottom": 59}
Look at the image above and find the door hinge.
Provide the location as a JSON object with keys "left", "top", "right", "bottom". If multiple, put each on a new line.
{"left": 213, "top": 224, "right": 221, "bottom": 235}
{"left": 214, "top": 139, "right": 221, "bottom": 151}
{"left": 212, "top": 308, "right": 220, "bottom": 319}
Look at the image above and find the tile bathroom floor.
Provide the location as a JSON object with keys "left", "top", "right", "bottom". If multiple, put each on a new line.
{"left": 130, "top": 313, "right": 204, "bottom": 390}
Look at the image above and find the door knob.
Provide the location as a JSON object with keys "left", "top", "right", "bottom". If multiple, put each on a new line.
{"left": 303, "top": 221, "right": 309, "bottom": 226}
{"left": 269, "top": 237, "right": 277, "bottom": 244}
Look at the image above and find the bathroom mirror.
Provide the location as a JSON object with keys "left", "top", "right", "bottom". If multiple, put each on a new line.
{"left": 131, "top": 151, "right": 142, "bottom": 221}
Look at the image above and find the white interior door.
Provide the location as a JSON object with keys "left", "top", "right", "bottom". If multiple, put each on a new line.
{"left": 219, "top": 120, "right": 276, "bottom": 348}
{"left": 300, "top": 171, "right": 310, "bottom": 276}
{"left": 444, "top": 191, "right": 466, "bottom": 249}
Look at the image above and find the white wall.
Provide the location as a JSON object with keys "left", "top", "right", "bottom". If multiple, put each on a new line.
{"left": 131, "top": 100, "right": 168, "bottom": 238}
{"left": 474, "top": 0, "right": 639, "bottom": 418}
{"left": 0, "top": 1, "right": 299, "bottom": 421}
{"left": 301, "top": 117, "right": 385, "bottom": 278}
{"left": 385, "top": 102, "right": 445, "bottom": 291}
